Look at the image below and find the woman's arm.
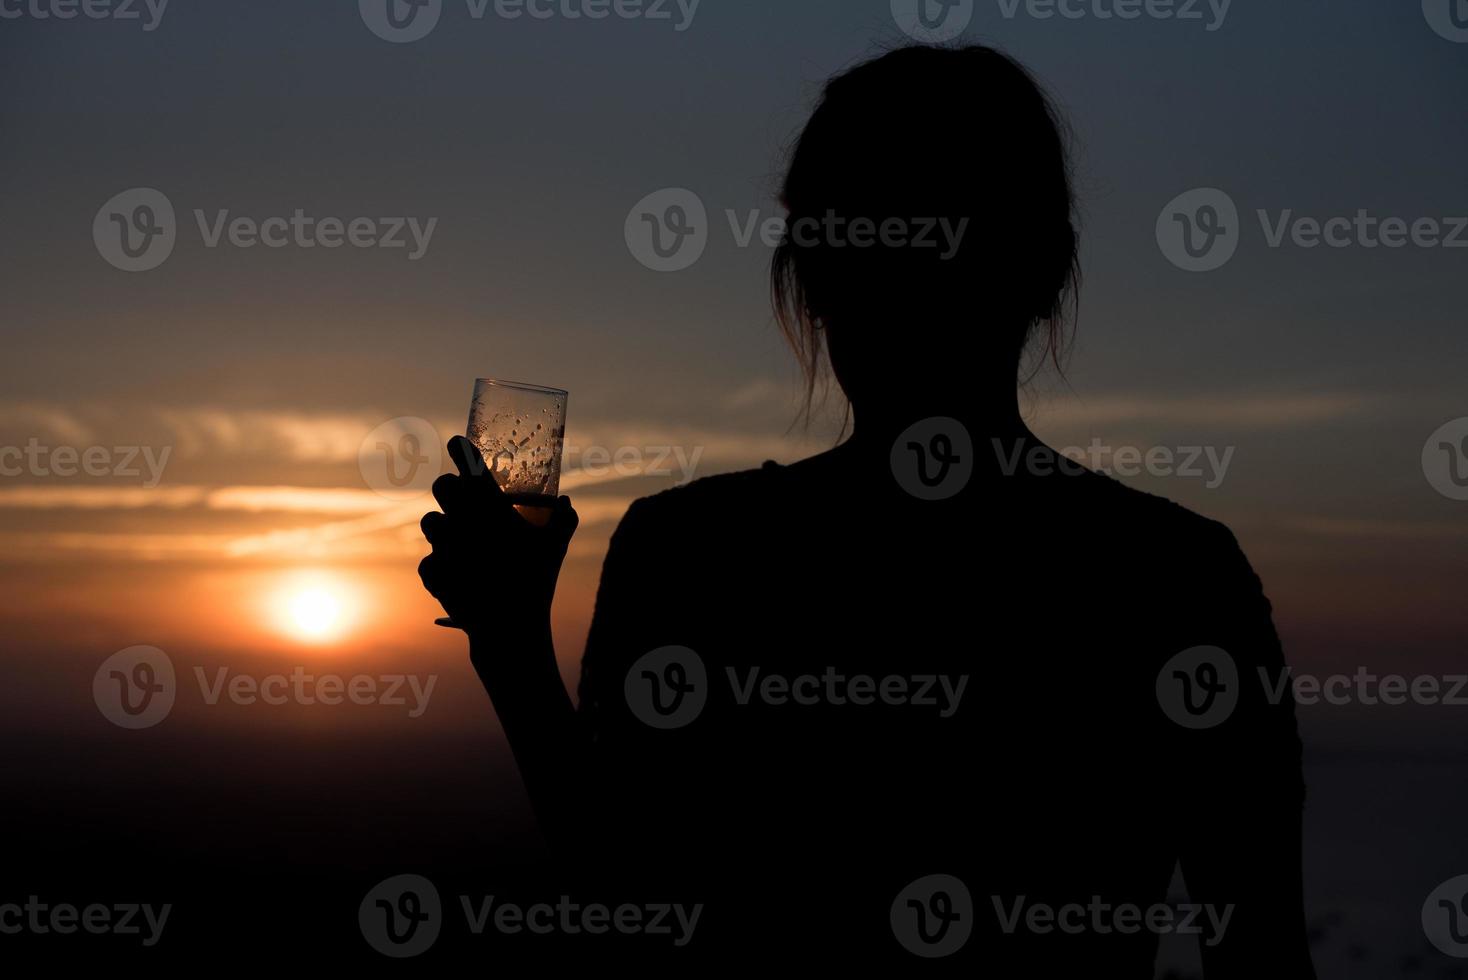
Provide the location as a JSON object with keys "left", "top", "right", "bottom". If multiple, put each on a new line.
{"left": 468, "top": 626, "right": 589, "bottom": 849}
{"left": 418, "top": 436, "right": 592, "bottom": 849}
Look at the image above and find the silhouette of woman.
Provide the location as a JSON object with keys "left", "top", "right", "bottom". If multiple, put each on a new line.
{"left": 419, "top": 44, "right": 1313, "bottom": 975}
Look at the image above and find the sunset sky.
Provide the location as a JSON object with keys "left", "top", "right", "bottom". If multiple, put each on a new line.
{"left": 4, "top": 0, "right": 1465, "bottom": 704}
{"left": 2, "top": 3, "right": 1466, "bottom": 967}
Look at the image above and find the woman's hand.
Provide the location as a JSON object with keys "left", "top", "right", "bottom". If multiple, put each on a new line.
{"left": 418, "top": 436, "right": 578, "bottom": 645}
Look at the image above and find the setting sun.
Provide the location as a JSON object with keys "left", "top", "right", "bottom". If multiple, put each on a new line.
{"left": 267, "top": 572, "right": 360, "bottom": 644}
{"left": 289, "top": 588, "right": 341, "bottom": 639}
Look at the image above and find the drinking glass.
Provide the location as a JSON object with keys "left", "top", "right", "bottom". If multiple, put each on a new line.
{"left": 435, "top": 379, "right": 568, "bottom": 630}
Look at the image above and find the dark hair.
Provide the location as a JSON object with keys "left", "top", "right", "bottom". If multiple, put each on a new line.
{"left": 771, "top": 44, "right": 1081, "bottom": 416}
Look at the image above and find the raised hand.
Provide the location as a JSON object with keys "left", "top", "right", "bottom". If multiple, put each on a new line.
{"left": 418, "top": 436, "right": 579, "bottom": 642}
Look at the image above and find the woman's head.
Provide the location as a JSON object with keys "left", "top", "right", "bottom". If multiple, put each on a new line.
{"left": 772, "top": 44, "right": 1079, "bottom": 418}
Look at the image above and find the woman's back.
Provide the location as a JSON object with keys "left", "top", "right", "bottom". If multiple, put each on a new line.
{"left": 575, "top": 436, "right": 1303, "bottom": 969}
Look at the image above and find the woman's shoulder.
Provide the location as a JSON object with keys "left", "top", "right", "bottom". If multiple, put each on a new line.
{"left": 1055, "top": 467, "right": 1255, "bottom": 579}
{"left": 611, "top": 451, "right": 1250, "bottom": 564}
{"left": 619, "top": 460, "right": 789, "bottom": 523}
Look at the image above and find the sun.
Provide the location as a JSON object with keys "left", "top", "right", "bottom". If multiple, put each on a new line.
{"left": 289, "top": 588, "right": 341, "bottom": 639}
{"left": 268, "top": 572, "right": 359, "bottom": 644}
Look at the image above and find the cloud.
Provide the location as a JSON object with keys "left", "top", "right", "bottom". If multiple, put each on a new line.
{"left": 0, "top": 486, "right": 635, "bottom": 563}
{"left": 204, "top": 486, "right": 390, "bottom": 514}
{"left": 723, "top": 378, "right": 792, "bottom": 412}
{"left": 0, "top": 485, "right": 389, "bottom": 514}
{"left": 222, "top": 496, "right": 631, "bottom": 559}
{"left": 0, "top": 405, "right": 94, "bottom": 444}
{"left": 0, "top": 486, "right": 207, "bottom": 510}
{"left": 155, "top": 408, "right": 435, "bottom": 463}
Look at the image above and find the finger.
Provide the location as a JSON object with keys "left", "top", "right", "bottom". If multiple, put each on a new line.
{"left": 449, "top": 436, "right": 516, "bottom": 513}
{"left": 420, "top": 511, "right": 450, "bottom": 546}
{"left": 551, "top": 495, "right": 580, "bottom": 536}
{"left": 449, "top": 436, "right": 496, "bottom": 484}
{"left": 431, "top": 473, "right": 465, "bottom": 516}
{"left": 417, "top": 554, "right": 442, "bottom": 596}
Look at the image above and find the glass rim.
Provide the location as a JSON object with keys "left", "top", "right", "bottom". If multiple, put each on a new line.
{"left": 474, "top": 378, "right": 569, "bottom": 398}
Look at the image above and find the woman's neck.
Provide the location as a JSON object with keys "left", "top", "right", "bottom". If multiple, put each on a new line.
{"left": 846, "top": 390, "right": 1034, "bottom": 450}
